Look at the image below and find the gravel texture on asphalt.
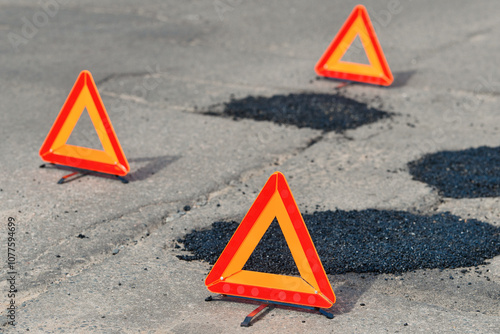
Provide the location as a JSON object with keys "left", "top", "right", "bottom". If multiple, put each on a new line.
{"left": 204, "top": 93, "right": 392, "bottom": 132}
{"left": 408, "top": 146, "right": 500, "bottom": 198}
{"left": 177, "top": 210, "right": 500, "bottom": 275}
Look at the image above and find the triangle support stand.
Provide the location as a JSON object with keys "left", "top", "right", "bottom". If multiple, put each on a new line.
{"left": 39, "top": 70, "right": 130, "bottom": 177}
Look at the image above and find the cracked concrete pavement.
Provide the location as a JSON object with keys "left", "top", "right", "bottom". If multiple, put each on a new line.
{"left": 0, "top": 0, "right": 499, "bottom": 332}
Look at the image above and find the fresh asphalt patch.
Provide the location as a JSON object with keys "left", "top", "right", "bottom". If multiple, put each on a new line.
{"left": 177, "top": 209, "right": 500, "bottom": 275}
{"left": 409, "top": 146, "right": 500, "bottom": 198}
{"left": 203, "top": 93, "right": 392, "bottom": 132}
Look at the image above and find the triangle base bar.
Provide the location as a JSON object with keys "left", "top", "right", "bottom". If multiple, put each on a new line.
{"left": 39, "top": 70, "right": 130, "bottom": 176}
{"left": 205, "top": 294, "right": 333, "bottom": 327}
{"left": 40, "top": 163, "right": 129, "bottom": 184}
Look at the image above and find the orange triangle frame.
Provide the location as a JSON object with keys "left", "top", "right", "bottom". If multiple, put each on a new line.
{"left": 315, "top": 5, "right": 393, "bottom": 86}
{"left": 39, "top": 71, "right": 129, "bottom": 176}
{"left": 205, "top": 172, "right": 335, "bottom": 309}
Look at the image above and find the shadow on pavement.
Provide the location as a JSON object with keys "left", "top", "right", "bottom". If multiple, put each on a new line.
{"left": 330, "top": 275, "right": 375, "bottom": 316}
{"left": 127, "top": 155, "right": 180, "bottom": 182}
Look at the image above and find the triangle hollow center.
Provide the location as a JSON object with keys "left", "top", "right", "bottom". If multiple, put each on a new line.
{"left": 339, "top": 34, "right": 371, "bottom": 65}
{"left": 51, "top": 86, "right": 118, "bottom": 164}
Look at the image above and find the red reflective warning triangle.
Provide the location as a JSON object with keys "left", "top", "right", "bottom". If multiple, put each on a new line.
{"left": 39, "top": 70, "right": 129, "bottom": 176}
{"left": 205, "top": 172, "right": 335, "bottom": 309}
{"left": 315, "top": 5, "right": 393, "bottom": 86}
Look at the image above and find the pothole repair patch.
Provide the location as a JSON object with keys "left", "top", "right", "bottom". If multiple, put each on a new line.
{"left": 177, "top": 209, "right": 500, "bottom": 275}
{"left": 204, "top": 93, "right": 392, "bottom": 132}
{"left": 408, "top": 146, "right": 500, "bottom": 198}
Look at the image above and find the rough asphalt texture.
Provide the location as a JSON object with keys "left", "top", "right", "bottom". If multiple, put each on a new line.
{"left": 205, "top": 93, "right": 392, "bottom": 132}
{"left": 1, "top": 0, "right": 500, "bottom": 332}
{"left": 178, "top": 210, "right": 500, "bottom": 274}
{"left": 409, "top": 146, "right": 500, "bottom": 199}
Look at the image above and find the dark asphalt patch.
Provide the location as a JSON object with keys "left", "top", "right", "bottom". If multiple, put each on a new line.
{"left": 408, "top": 146, "right": 500, "bottom": 198}
{"left": 177, "top": 210, "right": 500, "bottom": 275}
{"left": 204, "top": 93, "right": 392, "bottom": 132}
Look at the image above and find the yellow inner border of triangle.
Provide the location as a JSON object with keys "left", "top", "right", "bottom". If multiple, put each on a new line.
{"left": 324, "top": 16, "right": 384, "bottom": 77}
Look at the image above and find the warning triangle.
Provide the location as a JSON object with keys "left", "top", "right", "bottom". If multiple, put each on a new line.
{"left": 39, "top": 71, "right": 129, "bottom": 176}
{"left": 315, "top": 5, "right": 393, "bottom": 86}
{"left": 205, "top": 172, "right": 335, "bottom": 309}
